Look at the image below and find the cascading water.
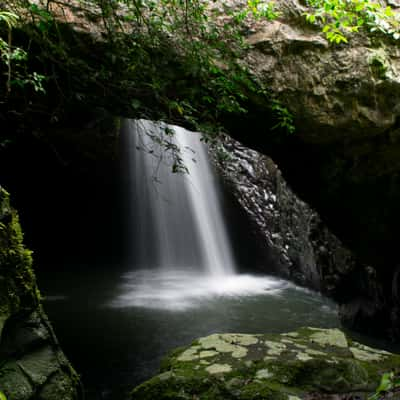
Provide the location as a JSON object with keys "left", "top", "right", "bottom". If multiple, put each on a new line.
{"left": 125, "top": 119, "right": 235, "bottom": 276}
{"left": 112, "top": 119, "right": 288, "bottom": 310}
{"left": 39, "top": 120, "right": 341, "bottom": 399}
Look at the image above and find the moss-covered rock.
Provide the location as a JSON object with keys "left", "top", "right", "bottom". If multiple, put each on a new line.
{"left": 130, "top": 328, "right": 400, "bottom": 400}
{"left": 0, "top": 188, "right": 38, "bottom": 339}
{"left": 0, "top": 187, "right": 81, "bottom": 400}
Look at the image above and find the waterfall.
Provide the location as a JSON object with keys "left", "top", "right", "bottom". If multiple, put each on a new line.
{"left": 123, "top": 119, "right": 235, "bottom": 276}
{"left": 112, "top": 119, "right": 287, "bottom": 310}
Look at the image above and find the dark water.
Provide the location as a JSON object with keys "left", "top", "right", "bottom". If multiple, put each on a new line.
{"left": 39, "top": 264, "right": 341, "bottom": 400}
{"left": 36, "top": 121, "right": 400, "bottom": 400}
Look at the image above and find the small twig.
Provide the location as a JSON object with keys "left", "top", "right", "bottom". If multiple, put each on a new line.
{"left": 6, "top": 26, "right": 11, "bottom": 95}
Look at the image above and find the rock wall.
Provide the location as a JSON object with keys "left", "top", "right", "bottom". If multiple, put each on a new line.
{"left": 210, "top": 136, "right": 398, "bottom": 340}
{"left": 4, "top": 0, "right": 400, "bottom": 342}
{"left": 207, "top": 0, "right": 400, "bottom": 341}
{"left": 235, "top": 0, "right": 400, "bottom": 272}
{"left": 0, "top": 187, "right": 81, "bottom": 400}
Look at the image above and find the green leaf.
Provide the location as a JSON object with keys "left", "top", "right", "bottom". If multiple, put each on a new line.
{"left": 131, "top": 99, "right": 141, "bottom": 110}
{"left": 0, "top": 11, "right": 19, "bottom": 28}
{"left": 376, "top": 372, "right": 394, "bottom": 393}
{"left": 385, "top": 6, "right": 394, "bottom": 16}
{"left": 0, "top": 390, "right": 7, "bottom": 400}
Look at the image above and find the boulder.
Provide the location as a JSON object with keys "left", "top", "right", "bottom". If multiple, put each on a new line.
{"left": 210, "top": 135, "right": 391, "bottom": 340}
{"left": 130, "top": 328, "right": 400, "bottom": 400}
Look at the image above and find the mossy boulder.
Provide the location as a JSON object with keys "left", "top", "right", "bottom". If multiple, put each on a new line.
{"left": 131, "top": 328, "right": 400, "bottom": 400}
{"left": 0, "top": 187, "right": 81, "bottom": 400}
{"left": 0, "top": 187, "right": 38, "bottom": 339}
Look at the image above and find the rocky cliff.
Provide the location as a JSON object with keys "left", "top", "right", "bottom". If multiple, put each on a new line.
{"left": 0, "top": 187, "right": 81, "bottom": 400}
{"left": 213, "top": 0, "right": 400, "bottom": 341}
{"left": 2, "top": 0, "right": 400, "bottom": 342}
{"left": 237, "top": 0, "right": 400, "bottom": 265}
{"left": 210, "top": 135, "right": 395, "bottom": 340}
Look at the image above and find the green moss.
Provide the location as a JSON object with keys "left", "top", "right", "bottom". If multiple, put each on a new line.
{"left": 0, "top": 187, "right": 81, "bottom": 400}
{"left": 368, "top": 51, "right": 389, "bottom": 80}
{"left": 239, "top": 381, "right": 286, "bottom": 400}
{"left": 0, "top": 188, "right": 39, "bottom": 339}
{"left": 131, "top": 328, "right": 400, "bottom": 400}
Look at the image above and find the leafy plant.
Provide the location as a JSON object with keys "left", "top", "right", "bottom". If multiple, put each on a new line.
{"left": 304, "top": 0, "right": 400, "bottom": 43}
{"left": 215, "top": 144, "right": 233, "bottom": 162}
{"left": 0, "top": 11, "right": 19, "bottom": 93}
{"left": 0, "top": 390, "right": 7, "bottom": 400}
{"left": 0, "top": 0, "right": 291, "bottom": 175}
{"left": 236, "top": 0, "right": 280, "bottom": 21}
{"left": 0, "top": 9, "right": 45, "bottom": 94}
{"left": 271, "top": 100, "right": 295, "bottom": 134}
{"left": 369, "top": 371, "right": 400, "bottom": 400}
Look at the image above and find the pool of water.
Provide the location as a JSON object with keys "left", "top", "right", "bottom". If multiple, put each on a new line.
{"left": 39, "top": 264, "right": 340, "bottom": 400}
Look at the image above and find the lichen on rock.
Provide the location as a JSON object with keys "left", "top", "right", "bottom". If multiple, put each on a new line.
{"left": 130, "top": 327, "right": 400, "bottom": 400}
{"left": 309, "top": 327, "right": 348, "bottom": 348}
{"left": 206, "top": 364, "right": 233, "bottom": 374}
{"left": 198, "top": 333, "right": 258, "bottom": 359}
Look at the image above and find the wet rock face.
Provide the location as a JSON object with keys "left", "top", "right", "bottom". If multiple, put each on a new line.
{"left": 212, "top": 0, "right": 400, "bottom": 339}
{"left": 0, "top": 188, "right": 81, "bottom": 400}
{"left": 130, "top": 328, "right": 400, "bottom": 400}
{"left": 211, "top": 135, "right": 326, "bottom": 287}
{"left": 210, "top": 136, "right": 398, "bottom": 340}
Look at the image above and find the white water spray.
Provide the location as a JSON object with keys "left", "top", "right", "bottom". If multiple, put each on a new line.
{"left": 112, "top": 119, "right": 287, "bottom": 310}
{"left": 125, "top": 119, "right": 235, "bottom": 276}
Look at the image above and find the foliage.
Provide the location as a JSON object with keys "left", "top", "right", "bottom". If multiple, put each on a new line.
{"left": 369, "top": 371, "right": 400, "bottom": 400}
{"left": 0, "top": 0, "right": 398, "bottom": 157}
{"left": 0, "top": 10, "right": 45, "bottom": 94}
{"left": 0, "top": 390, "right": 6, "bottom": 400}
{"left": 233, "top": 0, "right": 279, "bottom": 24}
{"left": 271, "top": 99, "right": 295, "bottom": 134}
{"left": 1, "top": 0, "right": 281, "bottom": 117}
{"left": 0, "top": 0, "right": 287, "bottom": 169}
{"left": 304, "top": 0, "right": 400, "bottom": 43}
{"left": 215, "top": 144, "right": 233, "bottom": 163}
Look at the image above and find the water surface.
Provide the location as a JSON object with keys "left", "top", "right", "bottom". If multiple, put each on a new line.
{"left": 40, "top": 265, "right": 340, "bottom": 400}
{"left": 38, "top": 120, "right": 341, "bottom": 399}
